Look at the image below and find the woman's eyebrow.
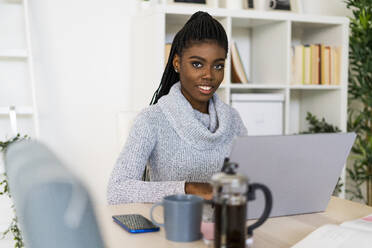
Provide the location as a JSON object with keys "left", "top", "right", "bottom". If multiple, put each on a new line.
{"left": 188, "top": 56, "right": 225, "bottom": 62}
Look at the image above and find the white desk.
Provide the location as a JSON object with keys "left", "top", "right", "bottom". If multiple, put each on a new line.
{"left": 98, "top": 197, "right": 372, "bottom": 248}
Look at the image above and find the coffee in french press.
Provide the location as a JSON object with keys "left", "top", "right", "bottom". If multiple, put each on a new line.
{"left": 210, "top": 158, "right": 273, "bottom": 248}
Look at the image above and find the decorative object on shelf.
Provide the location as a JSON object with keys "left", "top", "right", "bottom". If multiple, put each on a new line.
{"left": 167, "top": 0, "right": 219, "bottom": 7}
{"left": 269, "top": 0, "right": 290, "bottom": 10}
{"left": 253, "top": 0, "right": 269, "bottom": 11}
{"left": 290, "top": 0, "right": 303, "bottom": 13}
{"left": 300, "top": 112, "right": 342, "bottom": 196}
{"left": 247, "top": 0, "right": 254, "bottom": 9}
{"left": 174, "top": 0, "right": 206, "bottom": 3}
{"left": 0, "top": 134, "right": 28, "bottom": 248}
{"left": 139, "top": 0, "right": 160, "bottom": 9}
{"left": 345, "top": 0, "right": 372, "bottom": 206}
{"left": 220, "top": 0, "right": 243, "bottom": 9}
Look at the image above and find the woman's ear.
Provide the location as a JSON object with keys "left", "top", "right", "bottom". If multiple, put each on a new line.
{"left": 173, "top": 54, "right": 180, "bottom": 73}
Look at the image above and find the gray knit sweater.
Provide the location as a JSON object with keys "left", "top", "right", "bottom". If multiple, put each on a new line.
{"left": 107, "top": 82, "right": 247, "bottom": 204}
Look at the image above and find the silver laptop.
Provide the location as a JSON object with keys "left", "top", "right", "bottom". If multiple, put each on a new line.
{"left": 229, "top": 133, "right": 356, "bottom": 219}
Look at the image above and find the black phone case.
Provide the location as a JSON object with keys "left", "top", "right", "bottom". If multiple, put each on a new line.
{"left": 112, "top": 214, "right": 160, "bottom": 234}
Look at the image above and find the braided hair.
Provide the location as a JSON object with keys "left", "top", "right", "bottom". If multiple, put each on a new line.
{"left": 149, "top": 11, "right": 228, "bottom": 105}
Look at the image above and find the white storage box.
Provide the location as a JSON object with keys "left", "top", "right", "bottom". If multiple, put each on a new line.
{"left": 231, "top": 93, "right": 284, "bottom": 135}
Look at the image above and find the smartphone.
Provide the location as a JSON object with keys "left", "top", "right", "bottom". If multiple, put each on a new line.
{"left": 112, "top": 214, "right": 160, "bottom": 233}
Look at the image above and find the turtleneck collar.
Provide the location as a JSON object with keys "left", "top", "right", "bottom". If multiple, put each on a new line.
{"left": 157, "top": 82, "right": 236, "bottom": 151}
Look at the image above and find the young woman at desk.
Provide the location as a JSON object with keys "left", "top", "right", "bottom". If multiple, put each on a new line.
{"left": 107, "top": 11, "right": 247, "bottom": 204}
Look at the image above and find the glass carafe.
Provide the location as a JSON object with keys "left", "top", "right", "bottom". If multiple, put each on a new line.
{"left": 210, "top": 158, "right": 273, "bottom": 248}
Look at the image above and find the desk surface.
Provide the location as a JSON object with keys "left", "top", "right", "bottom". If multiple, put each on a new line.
{"left": 100, "top": 197, "right": 372, "bottom": 248}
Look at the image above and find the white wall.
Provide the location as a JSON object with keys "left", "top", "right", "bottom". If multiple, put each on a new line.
{"left": 301, "top": 0, "right": 352, "bottom": 16}
{"left": 28, "top": 0, "right": 137, "bottom": 203}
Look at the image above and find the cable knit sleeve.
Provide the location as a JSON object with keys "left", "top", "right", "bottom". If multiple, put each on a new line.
{"left": 107, "top": 109, "right": 186, "bottom": 204}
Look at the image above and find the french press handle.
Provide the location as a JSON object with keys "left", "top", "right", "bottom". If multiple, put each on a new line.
{"left": 246, "top": 183, "right": 273, "bottom": 236}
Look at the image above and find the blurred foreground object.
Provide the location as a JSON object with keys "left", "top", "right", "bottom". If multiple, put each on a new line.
{"left": 4, "top": 140, "right": 104, "bottom": 248}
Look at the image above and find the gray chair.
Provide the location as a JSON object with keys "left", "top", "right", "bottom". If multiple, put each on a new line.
{"left": 4, "top": 140, "right": 104, "bottom": 248}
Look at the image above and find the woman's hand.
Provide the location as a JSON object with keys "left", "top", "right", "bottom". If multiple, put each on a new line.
{"left": 185, "top": 182, "right": 213, "bottom": 200}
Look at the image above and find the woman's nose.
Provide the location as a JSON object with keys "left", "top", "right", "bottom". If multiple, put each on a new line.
{"left": 202, "top": 66, "right": 214, "bottom": 80}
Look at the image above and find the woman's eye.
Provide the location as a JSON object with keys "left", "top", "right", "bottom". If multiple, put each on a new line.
{"left": 192, "top": 62, "right": 203, "bottom": 68}
{"left": 215, "top": 64, "right": 225, "bottom": 70}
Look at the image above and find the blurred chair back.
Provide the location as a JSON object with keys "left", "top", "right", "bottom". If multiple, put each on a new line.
{"left": 4, "top": 140, "right": 104, "bottom": 248}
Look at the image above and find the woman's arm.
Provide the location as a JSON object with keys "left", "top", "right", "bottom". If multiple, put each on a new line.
{"left": 185, "top": 182, "right": 213, "bottom": 200}
{"left": 107, "top": 111, "right": 185, "bottom": 204}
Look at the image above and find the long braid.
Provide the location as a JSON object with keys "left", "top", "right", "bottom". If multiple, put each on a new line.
{"left": 150, "top": 11, "right": 228, "bottom": 105}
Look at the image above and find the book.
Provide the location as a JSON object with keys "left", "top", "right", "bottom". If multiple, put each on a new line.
{"left": 310, "top": 44, "right": 320, "bottom": 85}
{"left": 231, "top": 41, "right": 248, "bottom": 83}
{"left": 292, "top": 214, "right": 372, "bottom": 248}
{"left": 322, "top": 46, "right": 331, "bottom": 85}
{"left": 293, "top": 45, "right": 303, "bottom": 85}
{"left": 318, "top": 44, "right": 322, "bottom": 84}
{"left": 303, "top": 45, "right": 311, "bottom": 85}
{"left": 320, "top": 44, "right": 326, "bottom": 84}
{"left": 332, "top": 46, "right": 342, "bottom": 85}
{"left": 326, "top": 46, "right": 331, "bottom": 85}
{"left": 164, "top": 43, "right": 172, "bottom": 67}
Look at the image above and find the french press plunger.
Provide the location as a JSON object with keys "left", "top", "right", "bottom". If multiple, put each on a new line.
{"left": 210, "top": 158, "right": 273, "bottom": 248}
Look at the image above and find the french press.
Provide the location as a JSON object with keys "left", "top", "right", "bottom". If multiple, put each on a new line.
{"left": 210, "top": 158, "right": 273, "bottom": 248}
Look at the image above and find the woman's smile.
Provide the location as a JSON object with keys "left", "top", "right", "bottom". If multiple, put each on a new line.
{"left": 197, "top": 85, "right": 214, "bottom": 95}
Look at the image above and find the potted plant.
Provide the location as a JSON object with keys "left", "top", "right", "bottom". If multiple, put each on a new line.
{"left": 0, "top": 134, "right": 27, "bottom": 248}
{"left": 345, "top": 0, "right": 372, "bottom": 205}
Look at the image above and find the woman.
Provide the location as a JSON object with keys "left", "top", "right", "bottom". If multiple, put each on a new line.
{"left": 107, "top": 11, "right": 247, "bottom": 204}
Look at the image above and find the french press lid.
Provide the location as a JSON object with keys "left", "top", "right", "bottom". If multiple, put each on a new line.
{"left": 210, "top": 158, "right": 248, "bottom": 195}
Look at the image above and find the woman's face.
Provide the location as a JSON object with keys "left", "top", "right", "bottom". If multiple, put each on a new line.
{"left": 173, "top": 41, "right": 226, "bottom": 112}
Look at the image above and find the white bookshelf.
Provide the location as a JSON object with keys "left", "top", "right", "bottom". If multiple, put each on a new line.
{"left": 133, "top": 3, "right": 348, "bottom": 131}
{"left": 132, "top": 2, "right": 349, "bottom": 195}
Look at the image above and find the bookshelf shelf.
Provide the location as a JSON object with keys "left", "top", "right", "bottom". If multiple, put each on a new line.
{"left": 229, "top": 84, "right": 287, "bottom": 89}
{"left": 290, "top": 85, "right": 343, "bottom": 90}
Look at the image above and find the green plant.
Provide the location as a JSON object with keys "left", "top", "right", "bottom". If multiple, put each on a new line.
{"left": 302, "top": 112, "right": 341, "bottom": 134}
{"left": 345, "top": 0, "right": 372, "bottom": 205}
{"left": 0, "top": 134, "right": 27, "bottom": 248}
{"left": 301, "top": 112, "right": 342, "bottom": 196}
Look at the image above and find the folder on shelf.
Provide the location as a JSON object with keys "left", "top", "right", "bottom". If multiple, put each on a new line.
{"left": 231, "top": 41, "right": 248, "bottom": 84}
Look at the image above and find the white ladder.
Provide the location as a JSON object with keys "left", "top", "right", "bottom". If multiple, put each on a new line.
{"left": 0, "top": 0, "right": 39, "bottom": 138}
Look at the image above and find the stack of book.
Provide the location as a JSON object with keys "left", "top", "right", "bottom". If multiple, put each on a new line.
{"left": 292, "top": 44, "right": 341, "bottom": 85}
